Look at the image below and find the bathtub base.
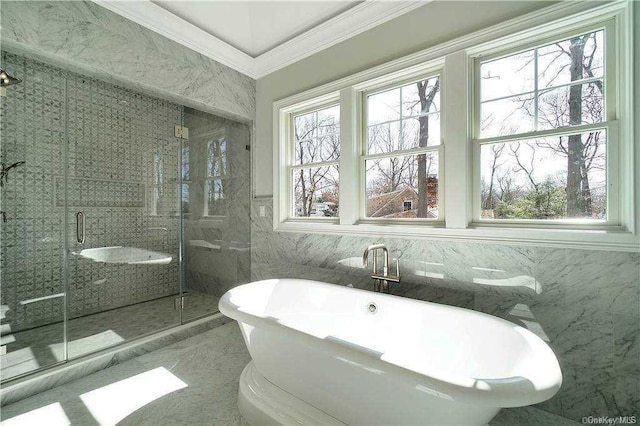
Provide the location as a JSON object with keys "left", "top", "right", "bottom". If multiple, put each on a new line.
{"left": 238, "top": 361, "right": 345, "bottom": 426}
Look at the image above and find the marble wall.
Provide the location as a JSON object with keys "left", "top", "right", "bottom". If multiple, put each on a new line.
{"left": 182, "top": 108, "right": 252, "bottom": 300}
{"left": 0, "top": 0, "right": 255, "bottom": 123}
{"left": 251, "top": 197, "right": 639, "bottom": 423}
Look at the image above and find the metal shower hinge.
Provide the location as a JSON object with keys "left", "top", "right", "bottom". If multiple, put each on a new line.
{"left": 174, "top": 125, "right": 189, "bottom": 139}
{"left": 174, "top": 295, "right": 186, "bottom": 310}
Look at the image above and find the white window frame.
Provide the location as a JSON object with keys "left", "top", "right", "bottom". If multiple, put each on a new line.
{"left": 470, "top": 20, "right": 619, "bottom": 229}
{"left": 279, "top": 95, "right": 341, "bottom": 223}
{"left": 358, "top": 70, "right": 445, "bottom": 224}
{"left": 272, "top": 1, "right": 637, "bottom": 251}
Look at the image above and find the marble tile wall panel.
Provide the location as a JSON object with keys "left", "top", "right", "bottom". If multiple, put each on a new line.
{"left": 0, "top": 0, "right": 255, "bottom": 122}
{"left": 250, "top": 196, "right": 640, "bottom": 423}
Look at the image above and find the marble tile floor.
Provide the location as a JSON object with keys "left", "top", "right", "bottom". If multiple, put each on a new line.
{"left": 0, "top": 322, "right": 250, "bottom": 425}
{"left": 1, "top": 292, "right": 220, "bottom": 381}
{"left": 0, "top": 321, "right": 579, "bottom": 425}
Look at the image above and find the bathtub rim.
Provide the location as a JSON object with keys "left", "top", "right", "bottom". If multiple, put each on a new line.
{"left": 219, "top": 278, "right": 562, "bottom": 408}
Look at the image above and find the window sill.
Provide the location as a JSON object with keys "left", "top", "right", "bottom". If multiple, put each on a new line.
{"left": 273, "top": 220, "right": 639, "bottom": 252}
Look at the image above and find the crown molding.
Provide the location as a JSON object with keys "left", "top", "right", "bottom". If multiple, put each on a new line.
{"left": 93, "top": 0, "right": 429, "bottom": 79}
{"left": 251, "top": 1, "right": 428, "bottom": 78}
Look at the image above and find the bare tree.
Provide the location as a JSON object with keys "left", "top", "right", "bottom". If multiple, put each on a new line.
{"left": 416, "top": 79, "right": 440, "bottom": 217}
{"left": 482, "top": 143, "right": 505, "bottom": 212}
{"left": 367, "top": 125, "right": 414, "bottom": 194}
{"left": 534, "top": 32, "right": 604, "bottom": 217}
{"left": 484, "top": 30, "right": 605, "bottom": 219}
{"left": 365, "top": 78, "right": 440, "bottom": 217}
{"left": 294, "top": 112, "right": 340, "bottom": 216}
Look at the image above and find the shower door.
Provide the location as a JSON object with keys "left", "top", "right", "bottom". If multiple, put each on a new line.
{"left": 1, "top": 49, "right": 249, "bottom": 383}
{"left": 0, "top": 53, "right": 67, "bottom": 380}
{"left": 63, "top": 73, "right": 184, "bottom": 360}
{"left": 181, "top": 107, "right": 251, "bottom": 322}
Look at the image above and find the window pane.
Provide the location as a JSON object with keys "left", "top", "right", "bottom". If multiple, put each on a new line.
{"left": 207, "top": 138, "right": 227, "bottom": 177}
{"left": 207, "top": 178, "right": 225, "bottom": 216}
{"left": 294, "top": 106, "right": 340, "bottom": 165}
{"left": 403, "top": 115, "right": 441, "bottom": 149}
{"left": 401, "top": 77, "right": 440, "bottom": 117}
{"left": 294, "top": 111, "right": 317, "bottom": 141}
{"left": 480, "top": 94, "right": 535, "bottom": 138}
{"left": 537, "top": 30, "right": 604, "bottom": 89}
{"left": 480, "top": 130, "right": 606, "bottom": 220}
{"left": 481, "top": 51, "right": 535, "bottom": 101}
{"left": 365, "top": 152, "right": 439, "bottom": 219}
{"left": 181, "top": 183, "right": 190, "bottom": 214}
{"left": 293, "top": 165, "right": 339, "bottom": 217}
{"left": 181, "top": 145, "right": 189, "bottom": 180}
{"left": 367, "top": 78, "right": 442, "bottom": 154}
{"left": 368, "top": 121, "right": 401, "bottom": 154}
{"left": 317, "top": 105, "right": 340, "bottom": 137}
{"left": 479, "top": 29, "right": 606, "bottom": 138}
{"left": 537, "top": 81, "right": 604, "bottom": 130}
{"left": 368, "top": 88, "right": 400, "bottom": 125}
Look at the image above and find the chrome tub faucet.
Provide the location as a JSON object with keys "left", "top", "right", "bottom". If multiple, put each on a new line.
{"left": 362, "top": 244, "right": 400, "bottom": 293}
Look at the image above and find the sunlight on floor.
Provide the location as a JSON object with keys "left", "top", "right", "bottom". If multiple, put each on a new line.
{"left": 1, "top": 402, "right": 70, "bottom": 426}
{"left": 48, "top": 330, "right": 125, "bottom": 361}
{"left": 79, "top": 367, "right": 188, "bottom": 425}
{"left": 0, "top": 347, "right": 39, "bottom": 378}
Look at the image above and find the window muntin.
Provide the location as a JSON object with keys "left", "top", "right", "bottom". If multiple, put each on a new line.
{"left": 479, "top": 29, "right": 605, "bottom": 139}
{"left": 476, "top": 27, "right": 612, "bottom": 223}
{"left": 363, "top": 76, "right": 441, "bottom": 219}
{"left": 204, "top": 137, "right": 226, "bottom": 216}
{"left": 290, "top": 104, "right": 340, "bottom": 218}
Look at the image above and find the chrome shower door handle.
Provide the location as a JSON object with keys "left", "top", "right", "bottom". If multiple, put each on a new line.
{"left": 76, "top": 211, "right": 85, "bottom": 243}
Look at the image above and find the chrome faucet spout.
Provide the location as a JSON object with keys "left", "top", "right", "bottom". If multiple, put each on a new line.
{"left": 362, "top": 243, "right": 400, "bottom": 294}
{"left": 362, "top": 244, "right": 386, "bottom": 268}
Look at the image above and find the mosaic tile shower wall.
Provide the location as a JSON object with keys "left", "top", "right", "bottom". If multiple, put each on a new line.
{"left": 1, "top": 51, "right": 182, "bottom": 332}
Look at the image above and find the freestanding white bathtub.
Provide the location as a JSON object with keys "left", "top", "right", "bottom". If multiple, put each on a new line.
{"left": 219, "top": 279, "right": 562, "bottom": 425}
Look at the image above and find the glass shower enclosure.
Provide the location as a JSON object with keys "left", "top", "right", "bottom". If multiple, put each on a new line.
{"left": 0, "top": 51, "right": 250, "bottom": 382}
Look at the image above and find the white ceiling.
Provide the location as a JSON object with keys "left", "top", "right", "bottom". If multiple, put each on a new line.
{"left": 95, "top": 1, "right": 427, "bottom": 78}
{"left": 152, "top": 1, "right": 361, "bottom": 57}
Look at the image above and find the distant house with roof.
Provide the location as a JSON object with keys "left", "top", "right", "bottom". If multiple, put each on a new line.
{"left": 366, "top": 177, "right": 438, "bottom": 219}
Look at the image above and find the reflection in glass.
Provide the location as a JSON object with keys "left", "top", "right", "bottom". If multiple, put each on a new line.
{"left": 207, "top": 178, "right": 225, "bottom": 216}
{"left": 181, "top": 183, "right": 190, "bottom": 214}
